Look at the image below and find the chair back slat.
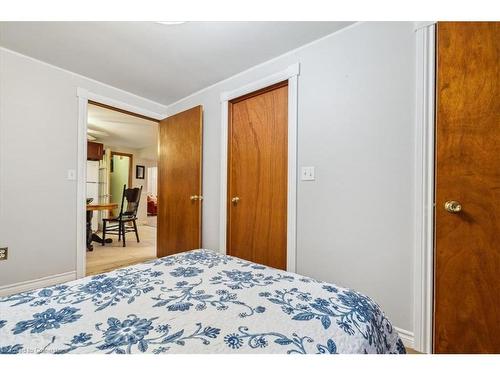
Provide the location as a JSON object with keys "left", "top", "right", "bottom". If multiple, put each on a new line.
{"left": 118, "top": 185, "right": 143, "bottom": 218}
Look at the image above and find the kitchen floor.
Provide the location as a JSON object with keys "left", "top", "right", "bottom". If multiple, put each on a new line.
{"left": 86, "top": 224, "right": 157, "bottom": 276}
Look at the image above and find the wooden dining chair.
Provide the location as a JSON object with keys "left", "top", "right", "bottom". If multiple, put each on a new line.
{"left": 102, "top": 185, "right": 142, "bottom": 247}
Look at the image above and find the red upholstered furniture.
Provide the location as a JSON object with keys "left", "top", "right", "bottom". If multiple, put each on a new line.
{"left": 147, "top": 194, "right": 157, "bottom": 216}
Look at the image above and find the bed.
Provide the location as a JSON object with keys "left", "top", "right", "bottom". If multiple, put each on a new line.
{"left": 0, "top": 249, "right": 405, "bottom": 354}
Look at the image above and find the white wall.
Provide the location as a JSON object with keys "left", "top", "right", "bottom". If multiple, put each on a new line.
{"left": 0, "top": 48, "right": 166, "bottom": 286}
{"left": 0, "top": 22, "right": 417, "bottom": 334}
{"left": 166, "top": 22, "right": 416, "bottom": 332}
{"left": 137, "top": 144, "right": 158, "bottom": 161}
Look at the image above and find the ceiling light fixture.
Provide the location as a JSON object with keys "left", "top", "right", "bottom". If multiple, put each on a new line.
{"left": 156, "top": 21, "right": 186, "bottom": 26}
{"left": 87, "top": 128, "right": 110, "bottom": 137}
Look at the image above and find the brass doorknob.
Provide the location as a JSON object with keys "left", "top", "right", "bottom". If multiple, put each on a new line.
{"left": 444, "top": 200, "right": 462, "bottom": 213}
{"left": 190, "top": 195, "right": 203, "bottom": 201}
{"left": 231, "top": 197, "right": 240, "bottom": 204}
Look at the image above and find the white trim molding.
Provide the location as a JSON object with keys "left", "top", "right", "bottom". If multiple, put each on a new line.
{"left": 0, "top": 271, "right": 77, "bottom": 297}
{"left": 413, "top": 23, "right": 436, "bottom": 354}
{"left": 219, "top": 63, "right": 300, "bottom": 272}
{"left": 395, "top": 327, "right": 415, "bottom": 351}
{"left": 219, "top": 63, "right": 300, "bottom": 102}
{"left": 76, "top": 92, "right": 88, "bottom": 279}
{"left": 414, "top": 21, "right": 437, "bottom": 32}
{"left": 75, "top": 88, "right": 164, "bottom": 279}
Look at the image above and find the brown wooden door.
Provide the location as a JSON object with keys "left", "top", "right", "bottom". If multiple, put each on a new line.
{"left": 157, "top": 105, "right": 203, "bottom": 257}
{"left": 434, "top": 22, "right": 500, "bottom": 353}
{"left": 227, "top": 82, "right": 288, "bottom": 270}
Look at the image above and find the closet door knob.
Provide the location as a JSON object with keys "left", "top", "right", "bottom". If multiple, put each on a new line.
{"left": 231, "top": 197, "right": 240, "bottom": 204}
{"left": 444, "top": 200, "right": 462, "bottom": 213}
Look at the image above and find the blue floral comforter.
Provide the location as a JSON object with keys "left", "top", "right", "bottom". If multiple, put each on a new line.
{"left": 0, "top": 249, "right": 405, "bottom": 354}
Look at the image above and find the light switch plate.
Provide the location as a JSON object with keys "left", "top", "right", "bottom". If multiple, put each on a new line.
{"left": 0, "top": 247, "right": 7, "bottom": 261}
{"left": 301, "top": 166, "right": 315, "bottom": 181}
{"left": 67, "top": 169, "right": 76, "bottom": 180}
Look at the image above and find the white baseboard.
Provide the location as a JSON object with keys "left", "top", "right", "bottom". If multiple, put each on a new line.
{"left": 395, "top": 326, "right": 415, "bottom": 350}
{"left": 0, "top": 271, "right": 77, "bottom": 297}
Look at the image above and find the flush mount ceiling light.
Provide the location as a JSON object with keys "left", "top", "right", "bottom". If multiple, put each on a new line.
{"left": 87, "top": 128, "right": 110, "bottom": 138}
{"left": 155, "top": 21, "right": 187, "bottom": 25}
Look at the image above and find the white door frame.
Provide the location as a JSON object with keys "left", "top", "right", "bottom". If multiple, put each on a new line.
{"left": 413, "top": 22, "right": 436, "bottom": 353}
{"left": 75, "top": 88, "right": 165, "bottom": 278}
{"left": 218, "top": 63, "right": 300, "bottom": 272}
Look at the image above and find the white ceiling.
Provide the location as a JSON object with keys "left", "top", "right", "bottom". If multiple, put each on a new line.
{"left": 87, "top": 104, "right": 158, "bottom": 150}
{"left": 0, "top": 21, "right": 352, "bottom": 105}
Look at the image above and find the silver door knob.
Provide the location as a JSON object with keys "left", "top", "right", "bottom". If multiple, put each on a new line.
{"left": 444, "top": 200, "right": 462, "bottom": 213}
{"left": 231, "top": 197, "right": 240, "bottom": 204}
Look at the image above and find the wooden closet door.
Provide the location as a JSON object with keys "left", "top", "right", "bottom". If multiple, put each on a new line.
{"left": 434, "top": 22, "right": 500, "bottom": 353}
{"left": 227, "top": 82, "right": 288, "bottom": 270}
{"left": 157, "top": 106, "right": 203, "bottom": 257}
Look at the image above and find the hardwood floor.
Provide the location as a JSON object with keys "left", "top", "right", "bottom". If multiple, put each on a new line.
{"left": 406, "top": 348, "right": 420, "bottom": 354}
{"left": 86, "top": 224, "right": 157, "bottom": 276}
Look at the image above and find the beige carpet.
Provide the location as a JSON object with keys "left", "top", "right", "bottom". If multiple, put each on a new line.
{"left": 145, "top": 215, "right": 157, "bottom": 227}
{"left": 86, "top": 225, "right": 157, "bottom": 276}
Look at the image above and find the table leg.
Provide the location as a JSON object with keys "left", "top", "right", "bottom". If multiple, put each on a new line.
{"left": 87, "top": 207, "right": 115, "bottom": 248}
{"left": 86, "top": 211, "right": 93, "bottom": 251}
{"left": 92, "top": 232, "right": 113, "bottom": 245}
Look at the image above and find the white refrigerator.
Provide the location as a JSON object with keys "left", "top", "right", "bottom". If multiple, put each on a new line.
{"left": 86, "top": 160, "right": 100, "bottom": 231}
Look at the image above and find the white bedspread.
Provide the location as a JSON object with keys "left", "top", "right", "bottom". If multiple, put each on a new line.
{"left": 0, "top": 250, "right": 405, "bottom": 354}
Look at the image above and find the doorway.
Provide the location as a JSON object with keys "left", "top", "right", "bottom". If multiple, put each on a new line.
{"left": 85, "top": 103, "right": 159, "bottom": 275}
{"left": 110, "top": 151, "right": 133, "bottom": 214}
{"left": 77, "top": 91, "right": 204, "bottom": 278}
{"left": 226, "top": 81, "right": 289, "bottom": 270}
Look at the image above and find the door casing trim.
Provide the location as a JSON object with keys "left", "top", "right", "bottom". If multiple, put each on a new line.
{"left": 413, "top": 22, "right": 436, "bottom": 354}
{"left": 219, "top": 63, "right": 300, "bottom": 272}
{"left": 76, "top": 88, "right": 164, "bottom": 279}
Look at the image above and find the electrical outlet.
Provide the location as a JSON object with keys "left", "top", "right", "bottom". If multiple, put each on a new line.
{"left": 0, "top": 247, "right": 7, "bottom": 260}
